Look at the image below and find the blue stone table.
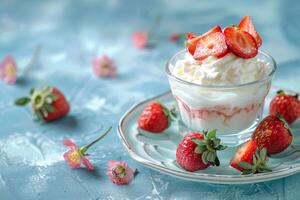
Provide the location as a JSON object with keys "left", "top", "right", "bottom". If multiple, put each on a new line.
{"left": 0, "top": 0, "right": 299, "bottom": 199}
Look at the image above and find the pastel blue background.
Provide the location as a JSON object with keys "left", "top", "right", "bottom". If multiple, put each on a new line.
{"left": 0, "top": 0, "right": 299, "bottom": 199}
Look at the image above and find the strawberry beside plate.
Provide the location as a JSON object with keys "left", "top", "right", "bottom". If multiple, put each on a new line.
{"left": 117, "top": 87, "right": 300, "bottom": 184}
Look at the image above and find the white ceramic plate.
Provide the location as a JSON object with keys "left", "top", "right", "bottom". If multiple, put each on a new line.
{"left": 118, "top": 88, "right": 300, "bottom": 184}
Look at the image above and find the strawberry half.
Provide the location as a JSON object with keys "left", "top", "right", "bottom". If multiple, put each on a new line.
{"left": 269, "top": 90, "right": 300, "bottom": 124}
{"left": 238, "top": 16, "right": 262, "bottom": 47}
{"left": 15, "top": 86, "right": 70, "bottom": 121}
{"left": 252, "top": 114, "right": 293, "bottom": 155}
{"left": 224, "top": 26, "right": 258, "bottom": 59}
{"left": 138, "top": 102, "right": 176, "bottom": 133}
{"left": 230, "top": 140, "right": 271, "bottom": 174}
{"left": 193, "top": 30, "right": 228, "bottom": 60}
{"left": 176, "top": 130, "right": 227, "bottom": 172}
{"left": 186, "top": 26, "right": 223, "bottom": 56}
{"left": 185, "top": 32, "right": 198, "bottom": 40}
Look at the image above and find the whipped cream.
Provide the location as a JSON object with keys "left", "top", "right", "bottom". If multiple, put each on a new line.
{"left": 172, "top": 53, "right": 272, "bottom": 85}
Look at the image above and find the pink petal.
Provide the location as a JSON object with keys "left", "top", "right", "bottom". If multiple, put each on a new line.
{"left": 107, "top": 160, "right": 135, "bottom": 185}
{"left": 0, "top": 55, "right": 17, "bottom": 85}
{"left": 132, "top": 32, "right": 148, "bottom": 49}
{"left": 63, "top": 139, "right": 77, "bottom": 149}
{"left": 92, "top": 55, "right": 117, "bottom": 78}
{"left": 63, "top": 150, "right": 81, "bottom": 169}
{"left": 82, "top": 156, "right": 94, "bottom": 171}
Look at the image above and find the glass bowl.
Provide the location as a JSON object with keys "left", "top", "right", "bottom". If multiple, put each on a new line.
{"left": 166, "top": 50, "right": 277, "bottom": 146}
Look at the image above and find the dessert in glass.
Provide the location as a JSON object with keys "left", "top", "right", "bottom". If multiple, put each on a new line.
{"left": 166, "top": 17, "right": 276, "bottom": 146}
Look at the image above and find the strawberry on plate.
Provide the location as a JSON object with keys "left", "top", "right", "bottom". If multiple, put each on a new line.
{"left": 252, "top": 114, "right": 293, "bottom": 155}
{"left": 224, "top": 26, "right": 258, "bottom": 59}
{"left": 269, "top": 90, "right": 300, "bottom": 124}
{"left": 230, "top": 140, "right": 271, "bottom": 174}
{"left": 138, "top": 102, "right": 176, "bottom": 133}
{"left": 186, "top": 26, "right": 223, "bottom": 56}
{"left": 15, "top": 86, "right": 70, "bottom": 121}
{"left": 176, "top": 129, "right": 227, "bottom": 172}
{"left": 238, "top": 16, "right": 262, "bottom": 47}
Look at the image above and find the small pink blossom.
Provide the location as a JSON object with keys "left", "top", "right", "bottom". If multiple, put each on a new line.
{"left": 63, "top": 139, "right": 94, "bottom": 171}
{"left": 132, "top": 32, "right": 149, "bottom": 49}
{"left": 169, "top": 33, "right": 181, "bottom": 42}
{"left": 92, "top": 55, "right": 117, "bottom": 78}
{"left": 0, "top": 55, "right": 17, "bottom": 84}
{"left": 107, "top": 160, "right": 135, "bottom": 185}
{"left": 63, "top": 127, "right": 111, "bottom": 171}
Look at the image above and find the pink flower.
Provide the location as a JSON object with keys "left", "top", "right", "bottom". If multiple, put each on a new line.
{"left": 107, "top": 160, "right": 135, "bottom": 185}
{"left": 132, "top": 32, "right": 149, "bottom": 49}
{"left": 0, "top": 55, "right": 17, "bottom": 84}
{"left": 63, "top": 139, "right": 94, "bottom": 171}
{"left": 92, "top": 55, "right": 117, "bottom": 78}
{"left": 169, "top": 33, "right": 181, "bottom": 42}
{"left": 63, "top": 127, "right": 111, "bottom": 171}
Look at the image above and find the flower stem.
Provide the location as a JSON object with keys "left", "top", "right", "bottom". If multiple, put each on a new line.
{"left": 81, "top": 126, "right": 112, "bottom": 154}
{"left": 23, "top": 44, "right": 42, "bottom": 75}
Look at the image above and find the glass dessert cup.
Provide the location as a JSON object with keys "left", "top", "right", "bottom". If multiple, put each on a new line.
{"left": 166, "top": 50, "right": 277, "bottom": 146}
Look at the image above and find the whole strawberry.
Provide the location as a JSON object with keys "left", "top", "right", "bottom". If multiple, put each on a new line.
{"left": 252, "top": 114, "right": 292, "bottom": 155}
{"left": 176, "top": 130, "right": 227, "bottom": 172}
{"left": 230, "top": 140, "right": 271, "bottom": 174}
{"left": 15, "top": 86, "right": 70, "bottom": 121}
{"left": 269, "top": 90, "right": 300, "bottom": 124}
{"left": 138, "top": 102, "right": 176, "bottom": 133}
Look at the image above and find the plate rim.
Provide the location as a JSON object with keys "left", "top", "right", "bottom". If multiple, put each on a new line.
{"left": 117, "top": 90, "right": 300, "bottom": 184}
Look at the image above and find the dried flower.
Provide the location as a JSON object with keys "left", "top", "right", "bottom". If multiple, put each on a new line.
{"left": 92, "top": 55, "right": 116, "bottom": 77}
{"left": 63, "top": 127, "right": 111, "bottom": 171}
{"left": 0, "top": 55, "right": 17, "bottom": 84}
{"left": 107, "top": 160, "right": 135, "bottom": 185}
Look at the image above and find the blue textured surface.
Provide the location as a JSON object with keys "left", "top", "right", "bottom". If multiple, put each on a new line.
{"left": 0, "top": 0, "right": 299, "bottom": 199}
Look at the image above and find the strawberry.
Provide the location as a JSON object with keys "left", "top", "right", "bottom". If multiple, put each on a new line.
{"left": 252, "top": 114, "right": 293, "bottom": 155}
{"left": 138, "top": 102, "right": 176, "bottom": 133}
{"left": 238, "top": 16, "right": 262, "bottom": 47}
{"left": 224, "top": 26, "right": 258, "bottom": 59}
{"left": 15, "top": 86, "right": 70, "bottom": 121}
{"left": 269, "top": 90, "right": 300, "bottom": 124}
{"left": 176, "top": 130, "right": 227, "bottom": 172}
{"left": 193, "top": 31, "right": 228, "bottom": 60}
{"left": 186, "top": 26, "right": 223, "bottom": 56}
{"left": 185, "top": 32, "right": 198, "bottom": 40}
{"left": 230, "top": 140, "right": 271, "bottom": 174}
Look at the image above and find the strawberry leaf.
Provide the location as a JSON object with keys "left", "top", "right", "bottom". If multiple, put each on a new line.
{"left": 44, "top": 103, "right": 56, "bottom": 113}
{"left": 238, "top": 161, "right": 253, "bottom": 170}
{"left": 15, "top": 97, "right": 31, "bottom": 106}
{"left": 207, "top": 129, "right": 217, "bottom": 139}
{"left": 202, "top": 151, "right": 208, "bottom": 165}
{"left": 195, "top": 145, "right": 207, "bottom": 154}
{"left": 191, "top": 138, "right": 205, "bottom": 146}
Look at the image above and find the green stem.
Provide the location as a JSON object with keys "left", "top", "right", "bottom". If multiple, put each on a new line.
{"left": 23, "top": 44, "right": 42, "bottom": 75}
{"left": 81, "top": 126, "right": 112, "bottom": 154}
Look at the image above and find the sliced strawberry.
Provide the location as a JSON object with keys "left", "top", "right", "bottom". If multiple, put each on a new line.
{"left": 186, "top": 26, "right": 222, "bottom": 55}
{"left": 224, "top": 26, "right": 258, "bottom": 59}
{"left": 230, "top": 140, "right": 258, "bottom": 171}
{"left": 193, "top": 31, "right": 228, "bottom": 60}
{"left": 185, "top": 32, "right": 198, "bottom": 40}
{"left": 238, "top": 16, "right": 262, "bottom": 47}
{"left": 230, "top": 140, "right": 271, "bottom": 174}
